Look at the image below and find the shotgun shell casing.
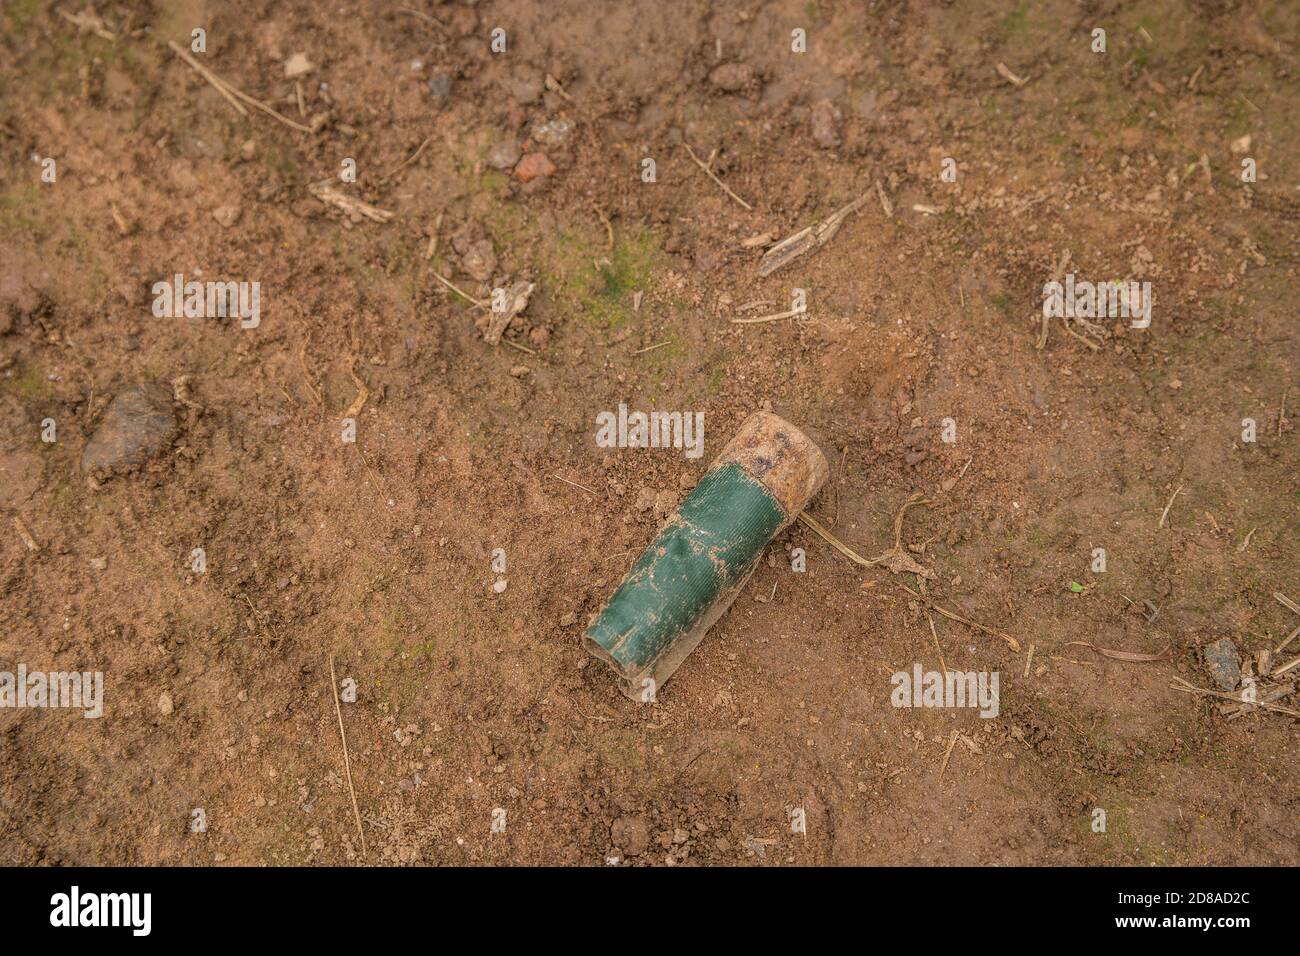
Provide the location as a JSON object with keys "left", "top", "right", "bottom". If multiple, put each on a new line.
{"left": 583, "top": 411, "right": 829, "bottom": 701}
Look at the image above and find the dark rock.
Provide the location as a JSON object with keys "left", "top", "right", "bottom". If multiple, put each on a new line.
{"left": 81, "top": 384, "right": 177, "bottom": 475}
{"left": 1203, "top": 637, "right": 1241, "bottom": 692}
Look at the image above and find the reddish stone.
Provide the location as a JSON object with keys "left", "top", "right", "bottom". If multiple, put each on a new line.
{"left": 514, "top": 152, "right": 556, "bottom": 183}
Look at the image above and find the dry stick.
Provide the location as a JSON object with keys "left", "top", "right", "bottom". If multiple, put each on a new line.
{"left": 1157, "top": 484, "right": 1183, "bottom": 528}
{"left": 937, "top": 731, "right": 959, "bottom": 787}
{"left": 635, "top": 341, "right": 671, "bottom": 354}
{"left": 309, "top": 182, "right": 394, "bottom": 222}
{"left": 59, "top": 8, "right": 116, "bottom": 40}
{"left": 593, "top": 204, "right": 615, "bottom": 251}
{"left": 832, "top": 446, "right": 847, "bottom": 528}
{"left": 1035, "top": 249, "right": 1072, "bottom": 350}
{"left": 683, "top": 143, "right": 753, "bottom": 211}
{"left": 398, "top": 7, "right": 446, "bottom": 28}
{"left": 1275, "top": 591, "right": 1300, "bottom": 618}
{"left": 996, "top": 62, "right": 1028, "bottom": 87}
{"left": 167, "top": 41, "right": 247, "bottom": 116}
{"left": 897, "top": 582, "right": 1022, "bottom": 652}
{"left": 329, "top": 654, "right": 368, "bottom": 856}
{"left": 874, "top": 180, "right": 894, "bottom": 217}
{"left": 431, "top": 272, "right": 485, "bottom": 307}
{"left": 425, "top": 212, "right": 444, "bottom": 260}
{"left": 298, "top": 340, "right": 324, "bottom": 407}
{"left": 731, "top": 307, "right": 803, "bottom": 325}
{"left": 168, "top": 41, "right": 312, "bottom": 132}
{"left": 353, "top": 445, "right": 386, "bottom": 498}
{"left": 758, "top": 191, "right": 869, "bottom": 278}
{"left": 798, "top": 495, "right": 933, "bottom": 579}
{"left": 1169, "top": 676, "right": 1300, "bottom": 718}
{"left": 1271, "top": 654, "right": 1300, "bottom": 678}
{"left": 925, "top": 611, "right": 948, "bottom": 674}
{"left": 1276, "top": 624, "right": 1300, "bottom": 657}
{"left": 343, "top": 364, "right": 369, "bottom": 420}
{"left": 552, "top": 474, "right": 598, "bottom": 496}
{"left": 798, "top": 511, "right": 873, "bottom": 565}
{"left": 13, "top": 517, "right": 39, "bottom": 551}
{"left": 383, "top": 133, "right": 433, "bottom": 181}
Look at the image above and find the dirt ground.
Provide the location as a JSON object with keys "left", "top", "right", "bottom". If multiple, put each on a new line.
{"left": 1, "top": 0, "right": 1296, "bottom": 867}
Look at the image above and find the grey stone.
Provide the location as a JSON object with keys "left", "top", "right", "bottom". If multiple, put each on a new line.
{"left": 486, "top": 140, "right": 521, "bottom": 170}
{"left": 428, "top": 73, "right": 454, "bottom": 100}
{"left": 1203, "top": 637, "right": 1241, "bottom": 692}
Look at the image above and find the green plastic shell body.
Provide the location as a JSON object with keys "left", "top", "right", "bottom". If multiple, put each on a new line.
{"left": 584, "top": 462, "right": 786, "bottom": 686}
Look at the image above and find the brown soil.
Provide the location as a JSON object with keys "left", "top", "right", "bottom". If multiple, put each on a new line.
{"left": 1, "top": 0, "right": 1296, "bottom": 866}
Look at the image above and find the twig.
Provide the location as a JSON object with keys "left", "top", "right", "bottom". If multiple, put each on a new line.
{"left": 329, "top": 654, "right": 368, "bottom": 856}
{"left": 1169, "top": 675, "right": 1300, "bottom": 717}
{"left": 1035, "top": 249, "right": 1071, "bottom": 350}
{"left": 731, "top": 307, "right": 803, "bottom": 324}
{"left": 167, "top": 41, "right": 248, "bottom": 117}
{"left": 683, "top": 143, "right": 753, "bottom": 211}
{"left": 484, "top": 281, "right": 535, "bottom": 346}
{"left": 635, "top": 341, "right": 671, "bottom": 354}
{"left": 343, "top": 363, "right": 369, "bottom": 420}
{"left": 925, "top": 611, "right": 948, "bottom": 674}
{"left": 298, "top": 339, "right": 324, "bottom": 407}
{"left": 383, "top": 133, "right": 433, "bottom": 181}
{"left": 798, "top": 495, "right": 934, "bottom": 579}
{"left": 593, "top": 204, "right": 615, "bottom": 251}
{"left": 13, "top": 516, "right": 39, "bottom": 551}
{"left": 1157, "top": 484, "right": 1183, "bottom": 528}
{"left": 1271, "top": 654, "right": 1300, "bottom": 678}
{"left": 937, "top": 731, "right": 959, "bottom": 787}
{"left": 398, "top": 7, "right": 446, "bottom": 28}
{"left": 167, "top": 41, "right": 313, "bottom": 132}
{"left": 431, "top": 271, "right": 485, "bottom": 306}
{"left": 59, "top": 8, "right": 116, "bottom": 40}
{"left": 996, "top": 62, "right": 1028, "bottom": 87}
{"left": 424, "top": 212, "right": 444, "bottom": 260}
{"left": 308, "top": 181, "right": 394, "bottom": 222}
{"left": 897, "top": 583, "right": 1022, "bottom": 652}
{"left": 552, "top": 474, "right": 598, "bottom": 496}
{"left": 758, "top": 191, "right": 870, "bottom": 277}
{"left": 874, "top": 180, "right": 893, "bottom": 217}
{"left": 1275, "top": 591, "right": 1300, "bottom": 618}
